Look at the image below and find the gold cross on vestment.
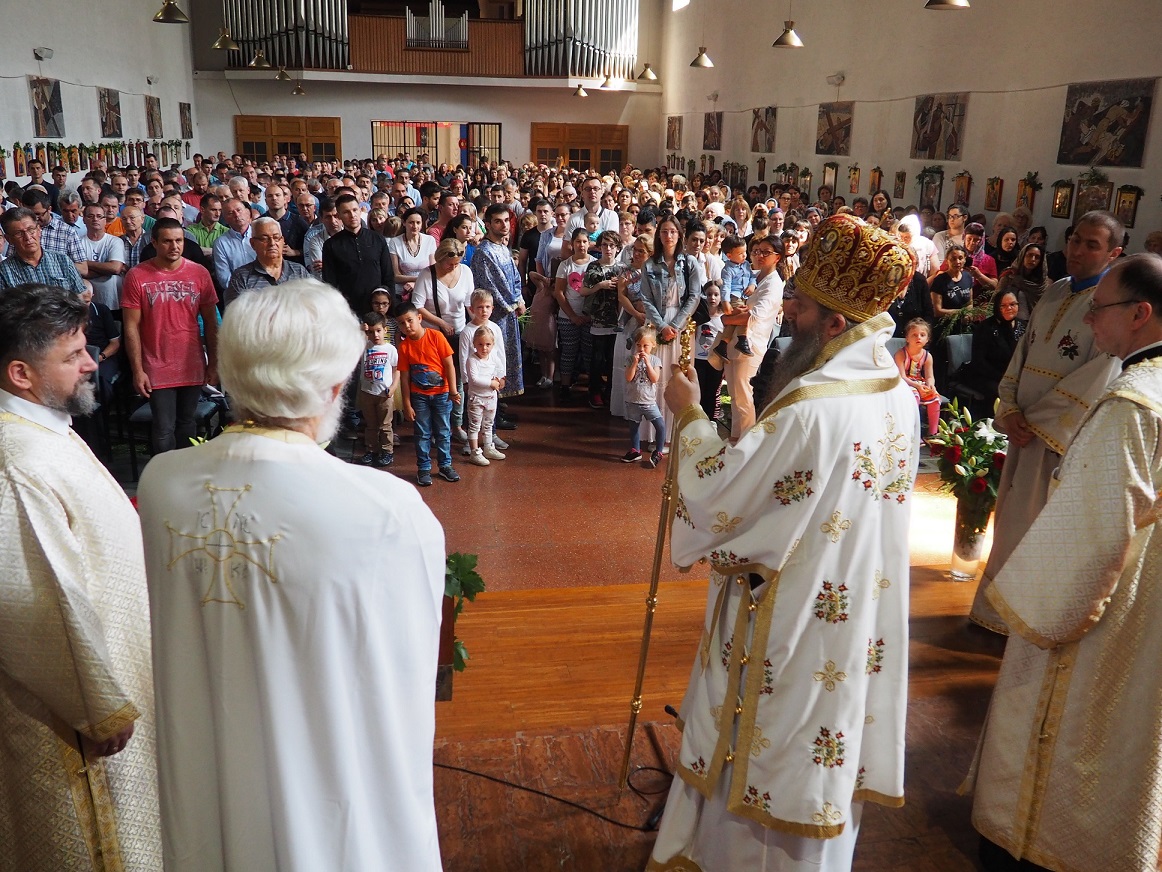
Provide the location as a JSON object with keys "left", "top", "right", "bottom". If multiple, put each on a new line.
{"left": 166, "top": 483, "right": 281, "bottom": 609}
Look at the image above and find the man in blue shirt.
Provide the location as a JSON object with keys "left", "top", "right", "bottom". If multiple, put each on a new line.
{"left": 211, "top": 197, "right": 256, "bottom": 291}
{"left": 0, "top": 208, "right": 85, "bottom": 293}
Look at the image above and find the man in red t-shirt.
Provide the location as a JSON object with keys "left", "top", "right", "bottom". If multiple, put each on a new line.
{"left": 122, "top": 217, "right": 219, "bottom": 453}
{"left": 396, "top": 302, "right": 460, "bottom": 487}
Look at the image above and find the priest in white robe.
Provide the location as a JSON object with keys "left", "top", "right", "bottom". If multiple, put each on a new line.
{"left": 0, "top": 283, "right": 161, "bottom": 872}
{"left": 138, "top": 278, "right": 445, "bottom": 872}
{"left": 970, "top": 212, "right": 1124, "bottom": 633}
{"left": 648, "top": 215, "right": 918, "bottom": 872}
{"left": 966, "top": 254, "right": 1162, "bottom": 872}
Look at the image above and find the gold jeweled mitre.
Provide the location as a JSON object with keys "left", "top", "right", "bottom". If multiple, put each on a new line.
{"left": 793, "top": 214, "right": 915, "bottom": 323}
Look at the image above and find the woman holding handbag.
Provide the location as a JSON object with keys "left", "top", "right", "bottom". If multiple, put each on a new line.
{"left": 412, "top": 238, "right": 473, "bottom": 440}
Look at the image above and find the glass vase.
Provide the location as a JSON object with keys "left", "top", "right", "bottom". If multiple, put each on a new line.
{"left": 950, "top": 494, "right": 993, "bottom": 581}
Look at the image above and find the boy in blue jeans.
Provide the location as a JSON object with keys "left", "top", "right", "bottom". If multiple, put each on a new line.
{"left": 396, "top": 302, "right": 461, "bottom": 486}
{"left": 711, "top": 235, "right": 757, "bottom": 363}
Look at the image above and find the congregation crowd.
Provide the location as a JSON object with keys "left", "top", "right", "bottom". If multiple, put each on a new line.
{"left": 5, "top": 142, "right": 1162, "bottom": 872}
{"left": 5, "top": 147, "right": 1156, "bottom": 482}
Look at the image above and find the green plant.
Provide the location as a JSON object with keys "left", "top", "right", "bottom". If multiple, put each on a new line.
{"left": 926, "top": 401, "right": 1008, "bottom": 534}
{"left": 1023, "top": 171, "right": 1043, "bottom": 191}
{"left": 445, "top": 552, "right": 486, "bottom": 671}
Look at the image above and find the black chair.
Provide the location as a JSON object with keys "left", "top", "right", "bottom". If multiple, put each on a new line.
{"left": 126, "top": 391, "right": 227, "bottom": 480}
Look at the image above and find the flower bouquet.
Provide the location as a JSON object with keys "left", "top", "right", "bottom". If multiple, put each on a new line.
{"left": 926, "top": 400, "right": 1008, "bottom": 580}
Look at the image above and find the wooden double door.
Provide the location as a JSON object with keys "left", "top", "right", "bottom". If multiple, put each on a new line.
{"left": 234, "top": 115, "right": 342, "bottom": 164}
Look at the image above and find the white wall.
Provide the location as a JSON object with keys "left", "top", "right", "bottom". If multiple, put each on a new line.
{"left": 192, "top": 74, "right": 662, "bottom": 168}
{"left": 0, "top": 0, "right": 197, "bottom": 186}
{"left": 657, "top": 0, "right": 1162, "bottom": 249}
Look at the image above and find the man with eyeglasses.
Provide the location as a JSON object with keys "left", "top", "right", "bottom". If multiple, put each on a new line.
{"left": 224, "top": 216, "right": 309, "bottom": 308}
{"left": 967, "top": 253, "right": 1162, "bottom": 872}
{"left": 970, "top": 211, "right": 1125, "bottom": 635}
{"left": 565, "top": 177, "right": 619, "bottom": 238}
{"left": 0, "top": 207, "right": 84, "bottom": 292}
{"left": 932, "top": 203, "right": 968, "bottom": 263}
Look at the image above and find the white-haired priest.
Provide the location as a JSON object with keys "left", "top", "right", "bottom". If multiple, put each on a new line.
{"left": 138, "top": 278, "right": 446, "bottom": 872}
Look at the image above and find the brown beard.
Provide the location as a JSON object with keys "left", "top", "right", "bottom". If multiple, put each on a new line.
{"left": 755, "top": 323, "right": 827, "bottom": 411}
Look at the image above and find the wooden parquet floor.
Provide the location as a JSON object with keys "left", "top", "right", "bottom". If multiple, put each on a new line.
{"left": 418, "top": 390, "right": 1004, "bottom": 871}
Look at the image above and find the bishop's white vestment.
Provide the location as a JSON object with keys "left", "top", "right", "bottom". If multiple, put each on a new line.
{"left": 966, "top": 356, "right": 1162, "bottom": 872}
{"left": 138, "top": 427, "right": 445, "bottom": 872}
{"left": 971, "top": 277, "right": 1119, "bottom": 632}
{"left": 0, "top": 390, "right": 161, "bottom": 872}
{"left": 648, "top": 313, "right": 919, "bottom": 872}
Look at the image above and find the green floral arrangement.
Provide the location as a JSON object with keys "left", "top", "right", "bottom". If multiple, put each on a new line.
{"left": 926, "top": 401, "right": 1008, "bottom": 534}
{"left": 445, "top": 551, "right": 486, "bottom": 671}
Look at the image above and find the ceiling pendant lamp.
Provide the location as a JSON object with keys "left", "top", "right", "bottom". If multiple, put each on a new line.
{"left": 247, "top": 49, "right": 273, "bottom": 69}
{"left": 211, "top": 28, "right": 240, "bottom": 51}
{"left": 573, "top": 84, "right": 589, "bottom": 97}
{"left": 924, "top": 0, "right": 970, "bottom": 7}
{"left": 772, "top": 21, "right": 804, "bottom": 47}
{"left": 275, "top": 67, "right": 292, "bottom": 82}
{"left": 292, "top": 80, "right": 306, "bottom": 96}
{"left": 600, "top": 72, "right": 615, "bottom": 89}
{"left": 153, "top": 0, "right": 190, "bottom": 23}
{"left": 637, "top": 63, "right": 658, "bottom": 81}
{"left": 689, "top": 47, "right": 714, "bottom": 68}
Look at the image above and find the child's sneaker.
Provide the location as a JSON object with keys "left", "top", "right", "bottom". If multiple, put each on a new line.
{"left": 468, "top": 449, "right": 490, "bottom": 467}
{"left": 375, "top": 451, "right": 394, "bottom": 467}
{"left": 735, "top": 335, "right": 754, "bottom": 356}
{"left": 650, "top": 449, "right": 664, "bottom": 468}
{"left": 482, "top": 445, "right": 506, "bottom": 461}
{"left": 622, "top": 449, "right": 642, "bottom": 463}
{"left": 437, "top": 466, "right": 461, "bottom": 483}
{"left": 357, "top": 452, "right": 375, "bottom": 465}
{"left": 462, "top": 444, "right": 472, "bottom": 455}
{"left": 713, "top": 340, "right": 730, "bottom": 359}
{"left": 492, "top": 435, "right": 510, "bottom": 450}
{"left": 417, "top": 470, "right": 433, "bottom": 487}
{"left": 452, "top": 427, "right": 468, "bottom": 443}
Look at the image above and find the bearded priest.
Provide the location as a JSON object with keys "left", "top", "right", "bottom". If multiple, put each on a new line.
{"left": 0, "top": 283, "right": 161, "bottom": 872}
{"left": 647, "top": 215, "right": 919, "bottom": 872}
{"left": 138, "top": 278, "right": 445, "bottom": 872}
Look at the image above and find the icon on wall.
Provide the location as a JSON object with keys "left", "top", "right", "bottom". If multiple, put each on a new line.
{"left": 145, "top": 95, "right": 163, "bottom": 139}
{"left": 179, "top": 101, "right": 193, "bottom": 140}
{"left": 1057, "top": 78, "right": 1156, "bottom": 168}
{"left": 666, "top": 116, "right": 683, "bottom": 151}
{"left": 750, "top": 106, "right": 776, "bottom": 153}
{"left": 910, "top": 92, "right": 969, "bottom": 161}
{"left": 98, "top": 88, "right": 123, "bottom": 139}
{"left": 29, "top": 76, "right": 65, "bottom": 138}
{"left": 703, "top": 112, "right": 723, "bottom": 151}
{"left": 815, "top": 102, "right": 853, "bottom": 156}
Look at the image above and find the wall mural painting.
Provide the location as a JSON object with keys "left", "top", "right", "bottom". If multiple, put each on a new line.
{"left": 911, "top": 92, "right": 968, "bottom": 161}
{"left": 815, "top": 102, "right": 853, "bottom": 156}
{"left": 1057, "top": 77, "right": 1156, "bottom": 168}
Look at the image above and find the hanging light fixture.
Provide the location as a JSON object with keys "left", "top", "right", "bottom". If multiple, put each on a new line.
{"left": 772, "top": 21, "right": 804, "bottom": 47}
{"left": 275, "top": 67, "right": 292, "bottom": 82}
{"left": 211, "top": 28, "right": 240, "bottom": 51}
{"left": 924, "top": 0, "right": 970, "bottom": 7}
{"left": 247, "top": 49, "right": 273, "bottom": 70}
{"left": 600, "top": 71, "right": 615, "bottom": 89}
{"left": 152, "top": 0, "right": 189, "bottom": 23}
{"left": 573, "top": 84, "right": 589, "bottom": 98}
{"left": 637, "top": 63, "right": 658, "bottom": 81}
{"left": 689, "top": 47, "right": 714, "bottom": 68}
{"left": 292, "top": 80, "right": 306, "bottom": 96}
{"left": 773, "top": 0, "right": 804, "bottom": 47}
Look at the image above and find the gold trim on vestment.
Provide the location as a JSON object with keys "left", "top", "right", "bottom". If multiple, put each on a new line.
{"left": 985, "top": 585, "right": 1057, "bottom": 650}
{"left": 809, "top": 312, "right": 895, "bottom": 370}
{"left": 61, "top": 734, "right": 125, "bottom": 872}
{"left": 222, "top": 422, "right": 319, "bottom": 446}
{"left": 851, "top": 787, "right": 905, "bottom": 808}
{"left": 1022, "top": 422, "right": 1065, "bottom": 456}
{"left": 1043, "top": 290, "right": 1084, "bottom": 341}
{"left": 1022, "top": 365, "right": 1064, "bottom": 380}
{"left": 88, "top": 701, "right": 140, "bottom": 743}
{"left": 758, "top": 377, "right": 901, "bottom": 425}
{"left": 646, "top": 855, "right": 705, "bottom": 872}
